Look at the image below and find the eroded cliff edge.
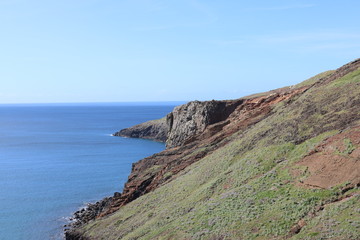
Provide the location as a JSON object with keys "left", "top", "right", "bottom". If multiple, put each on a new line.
{"left": 65, "top": 59, "right": 360, "bottom": 240}
{"left": 113, "top": 100, "right": 244, "bottom": 148}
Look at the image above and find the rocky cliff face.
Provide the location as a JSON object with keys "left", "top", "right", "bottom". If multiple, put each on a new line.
{"left": 165, "top": 100, "right": 243, "bottom": 148}
{"left": 113, "top": 100, "right": 244, "bottom": 148}
{"left": 66, "top": 59, "right": 360, "bottom": 240}
{"left": 113, "top": 117, "right": 168, "bottom": 142}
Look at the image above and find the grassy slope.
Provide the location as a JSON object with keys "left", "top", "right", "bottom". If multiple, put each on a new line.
{"left": 79, "top": 67, "right": 360, "bottom": 240}
{"left": 294, "top": 70, "right": 335, "bottom": 88}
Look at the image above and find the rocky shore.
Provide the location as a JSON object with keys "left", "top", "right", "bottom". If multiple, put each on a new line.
{"left": 112, "top": 117, "right": 168, "bottom": 142}
{"left": 64, "top": 193, "right": 120, "bottom": 232}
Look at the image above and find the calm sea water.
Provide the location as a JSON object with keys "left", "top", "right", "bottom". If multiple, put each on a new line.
{"left": 0, "top": 103, "right": 178, "bottom": 240}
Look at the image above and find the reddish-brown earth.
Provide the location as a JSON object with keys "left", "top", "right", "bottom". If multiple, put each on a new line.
{"left": 296, "top": 125, "right": 360, "bottom": 189}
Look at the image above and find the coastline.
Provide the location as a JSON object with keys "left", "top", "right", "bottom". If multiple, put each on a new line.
{"left": 64, "top": 193, "right": 119, "bottom": 231}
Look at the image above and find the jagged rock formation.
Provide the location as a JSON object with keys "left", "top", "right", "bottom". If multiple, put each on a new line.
{"left": 113, "top": 100, "right": 244, "bottom": 148}
{"left": 113, "top": 117, "right": 168, "bottom": 142}
{"left": 165, "top": 100, "right": 243, "bottom": 148}
{"left": 66, "top": 59, "right": 360, "bottom": 240}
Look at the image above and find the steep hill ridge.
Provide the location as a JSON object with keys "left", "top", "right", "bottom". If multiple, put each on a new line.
{"left": 66, "top": 59, "right": 360, "bottom": 240}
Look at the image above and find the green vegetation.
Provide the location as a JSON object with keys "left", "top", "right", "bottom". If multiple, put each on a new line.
{"left": 343, "top": 138, "right": 355, "bottom": 155}
{"left": 295, "top": 70, "right": 335, "bottom": 88}
{"left": 329, "top": 67, "right": 360, "bottom": 87}
{"left": 292, "top": 195, "right": 360, "bottom": 240}
{"left": 81, "top": 129, "right": 358, "bottom": 240}
{"left": 76, "top": 63, "right": 360, "bottom": 239}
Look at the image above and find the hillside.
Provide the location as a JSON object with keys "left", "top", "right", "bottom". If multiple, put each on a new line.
{"left": 66, "top": 59, "right": 360, "bottom": 240}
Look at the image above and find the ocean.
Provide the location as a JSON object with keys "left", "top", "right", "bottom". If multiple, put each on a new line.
{"left": 0, "top": 103, "right": 178, "bottom": 240}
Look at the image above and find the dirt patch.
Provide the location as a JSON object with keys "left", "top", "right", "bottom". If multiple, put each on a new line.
{"left": 296, "top": 126, "right": 360, "bottom": 189}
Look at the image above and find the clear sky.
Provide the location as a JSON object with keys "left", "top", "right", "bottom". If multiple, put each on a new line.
{"left": 1, "top": 0, "right": 359, "bottom": 103}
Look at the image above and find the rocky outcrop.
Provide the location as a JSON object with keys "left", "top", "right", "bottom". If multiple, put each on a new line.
{"left": 112, "top": 94, "right": 303, "bottom": 149}
{"left": 113, "top": 117, "right": 168, "bottom": 142}
{"left": 165, "top": 100, "right": 243, "bottom": 148}
{"left": 113, "top": 100, "right": 244, "bottom": 148}
{"left": 64, "top": 193, "right": 120, "bottom": 230}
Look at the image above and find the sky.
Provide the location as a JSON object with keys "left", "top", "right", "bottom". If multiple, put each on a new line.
{"left": 0, "top": 0, "right": 359, "bottom": 103}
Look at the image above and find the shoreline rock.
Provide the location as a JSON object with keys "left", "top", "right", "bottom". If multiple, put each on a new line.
{"left": 112, "top": 117, "right": 168, "bottom": 142}
{"left": 65, "top": 193, "right": 121, "bottom": 239}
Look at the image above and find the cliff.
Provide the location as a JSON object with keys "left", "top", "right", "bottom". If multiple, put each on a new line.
{"left": 165, "top": 100, "right": 243, "bottom": 148}
{"left": 66, "top": 59, "right": 360, "bottom": 240}
{"left": 113, "top": 100, "right": 244, "bottom": 148}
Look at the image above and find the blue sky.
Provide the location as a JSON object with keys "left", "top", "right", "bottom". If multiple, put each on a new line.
{"left": 0, "top": 0, "right": 359, "bottom": 103}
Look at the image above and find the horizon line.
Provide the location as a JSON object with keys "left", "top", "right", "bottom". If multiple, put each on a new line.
{"left": 0, "top": 101, "right": 189, "bottom": 106}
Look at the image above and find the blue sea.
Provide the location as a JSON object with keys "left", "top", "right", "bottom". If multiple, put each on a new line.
{"left": 0, "top": 103, "right": 179, "bottom": 240}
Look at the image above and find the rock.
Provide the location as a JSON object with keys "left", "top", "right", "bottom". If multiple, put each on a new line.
{"left": 165, "top": 100, "right": 243, "bottom": 148}
{"left": 112, "top": 100, "right": 243, "bottom": 148}
{"left": 113, "top": 117, "right": 168, "bottom": 142}
{"left": 65, "top": 197, "right": 114, "bottom": 231}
